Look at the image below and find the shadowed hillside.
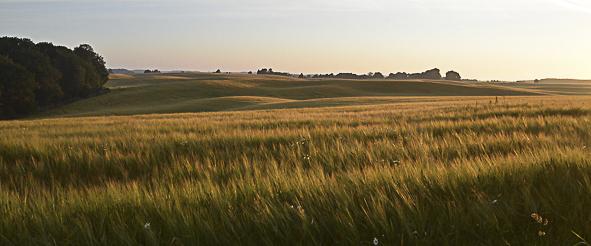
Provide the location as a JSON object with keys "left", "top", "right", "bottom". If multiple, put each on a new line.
{"left": 41, "top": 73, "right": 541, "bottom": 117}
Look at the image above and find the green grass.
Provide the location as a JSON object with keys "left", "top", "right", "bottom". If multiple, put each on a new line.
{"left": 39, "top": 73, "right": 541, "bottom": 117}
{"left": 2, "top": 96, "right": 591, "bottom": 245}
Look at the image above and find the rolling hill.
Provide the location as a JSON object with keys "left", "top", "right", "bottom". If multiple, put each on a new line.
{"left": 39, "top": 72, "right": 544, "bottom": 118}
{"left": 496, "top": 79, "right": 591, "bottom": 95}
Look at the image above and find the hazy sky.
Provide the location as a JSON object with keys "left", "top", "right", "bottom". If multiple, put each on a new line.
{"left": 1, "top": 0, "right": 590, "bottom": 80}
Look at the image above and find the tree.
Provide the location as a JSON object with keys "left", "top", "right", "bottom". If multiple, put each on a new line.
{"left": 74, "top": 44, "right": 109, "bottom": 89}
{"left": 299, "top": 73, "right": 305, "bottom": 79}
{"left": 14, "top": 47, "right": 63, "bottom": 106}
{"left": 388, "top": 72, "right": 409, "bottom": 80}
{"left": 0, "top": 37, "right": 110, "bottom": 117}
{"left": 256, "top": 68, "right": 290, "bottom": 76}
{"left": 373, "top": 72, "right": 384, "bottom": 79}
{"left": 0, "top": 55, "right": 37, "bottom": 117}
{"left": 143, "top": 69, "right": 160, "bottom": 74}
{"left": 215, "top": 69, "right": 221, "bottom": 73}
{"left": 424, "top": 68, "right": 442, "bottom": 80}
{"left": 445, "top": 71, "right": 461, "bottom": 81}
{"left": 0, "top": 38, "right": 63, "bottom": 106}
{"left": 39, "top": 44, "right": 87, "bottom": 99}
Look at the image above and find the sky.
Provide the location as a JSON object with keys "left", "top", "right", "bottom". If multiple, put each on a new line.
{"left": 1, "top": 0, "right": 590, "bottom": 81}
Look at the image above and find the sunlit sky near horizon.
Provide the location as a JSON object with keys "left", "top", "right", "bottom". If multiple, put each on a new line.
{"left": 1, "top": 0, "right": 590, "bottom": 80}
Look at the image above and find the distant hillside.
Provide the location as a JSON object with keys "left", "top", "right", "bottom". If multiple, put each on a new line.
{"left": 108, "top": 68, "right": 135, "bottom": 75}
{"left": 40, "top": 72, "right": 542, "bottom": 118}
{"left": 499, "top": 79, "right": 591, "bottom": 95}
{"left": 537, "top": 79, "right": 591, "bottom": 84}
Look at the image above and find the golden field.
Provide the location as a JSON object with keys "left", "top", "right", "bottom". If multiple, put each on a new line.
{"left": 2, "top": 73, "right": 591, "bottom": 244}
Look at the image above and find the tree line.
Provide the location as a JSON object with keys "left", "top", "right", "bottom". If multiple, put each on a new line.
{"left": 311, "top": 69, "right": 461, "bottom": 81}
{"left": 0, "top": 37, "right": 108, "bottom": 118}
{"left": 256, "top": 68, "right": 462, "bottom": 81}
{"left": 257, "top": 68, "right": 291, "bottom": 76}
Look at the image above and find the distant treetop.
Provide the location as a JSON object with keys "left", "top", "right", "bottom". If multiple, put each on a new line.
{"left": 257, "top": 68, "right": 290, "bottom": 76}
{"left": 445, "top": 71, "right": 461, "bottom": 81}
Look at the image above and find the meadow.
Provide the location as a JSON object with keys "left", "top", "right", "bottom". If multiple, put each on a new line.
{"left": 2, "top": 74, "right": 591, "bottom": 245}
{"left": 42, "top": 73, "right": 540, "bottom": 117}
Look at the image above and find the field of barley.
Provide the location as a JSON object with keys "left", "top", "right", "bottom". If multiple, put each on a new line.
{"left": 2, "top": 93, "right": 591, "bottom": 245}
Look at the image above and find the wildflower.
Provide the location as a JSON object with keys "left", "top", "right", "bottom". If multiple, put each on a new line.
{"left": 373, "top": 237, "right": 379, "bottom": 245}
{"left": 491, "top": 199, "right": 498, "bottom": 204}
{"left": 538, "top": 230, "right": 546, "bottom": 237}
{"left": 531, "top": 213, "right": 550, "bottom": 226}
{"left": 144, "top": 222, "right": 151, "bottom": 230}
{"left": 296, "top": 205, "right": 305, "bottom": 214}
{"left": 531, "top": 213, "right": 543, "bottom": 224}
{"left": 303, "top": 154, "right": 311, "bottom": 161}
{"left": 299, "top": 137, "right": 308, "bottom": 145}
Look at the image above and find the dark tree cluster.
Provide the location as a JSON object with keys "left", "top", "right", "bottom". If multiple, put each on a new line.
{"left": 387, "top": 68, "right": 443, "bottom": 80}
{"left": 334, "top": 72, "right": 385, "bottom": 79}
{"left": 445, "top": 71, "right": 461, "bottom": 81}
{"left": 307, "top": 69, "right": 453, "bottom": 80}
{"left": 256, "top": 68, "right": 291, "bottom": 76}
{"left": 258, "top": 68, "right": 460, "bottom": 81}
{"left": 311, "top": 73, "right": 335, "bottom": 79}
{"left": 144, "top": 69, "right": 161, "bottom": 74}
{"left": 310, "top": 72, "right": 385, "bottom": 79}
{"left": 0, "top": 37, "right": 108, "bottom": 118}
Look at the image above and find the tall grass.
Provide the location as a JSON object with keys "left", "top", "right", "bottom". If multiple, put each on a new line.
{"left": 1, "top": 97, "right": 591, "bottom": 245}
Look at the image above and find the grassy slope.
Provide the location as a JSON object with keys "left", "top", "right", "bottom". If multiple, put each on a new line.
{"left": 40, "top": 73, "right": 541, "bottom": 117}
{"left": 496, "top": 79, "right": 591, "bottom": 95}
{"left": 2, "top": 97, "right": 591, "bottom": 244}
